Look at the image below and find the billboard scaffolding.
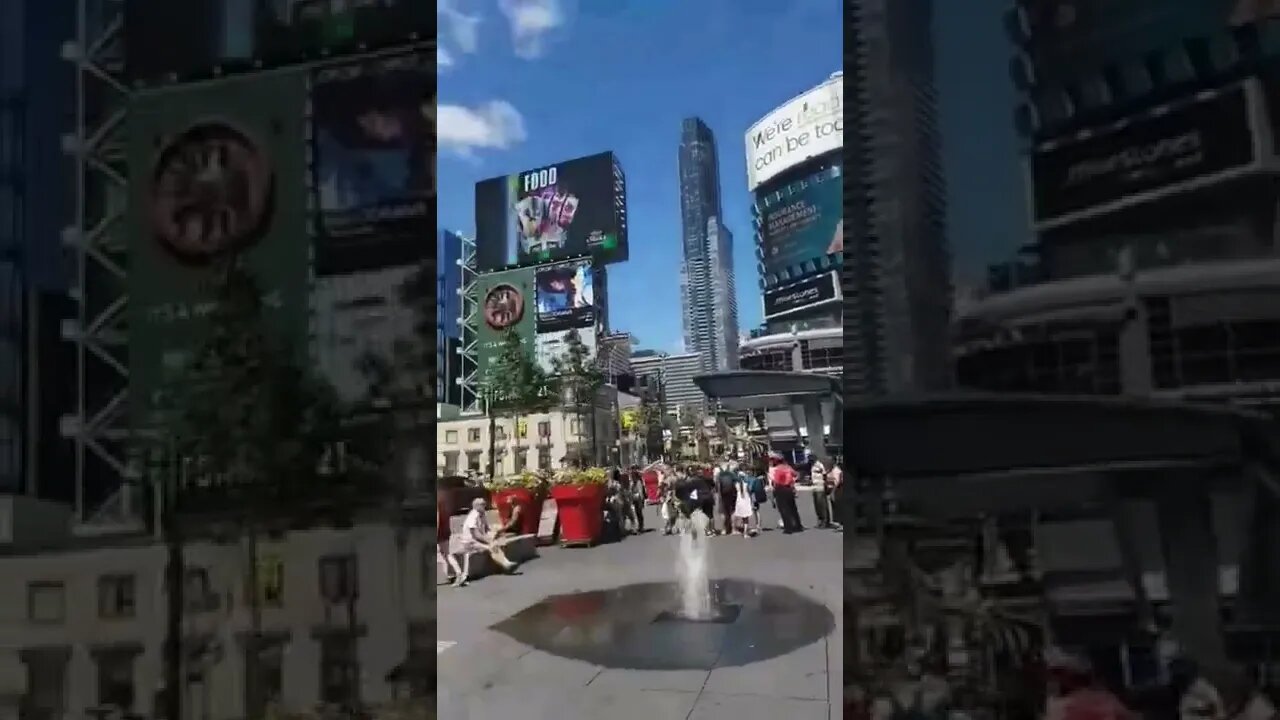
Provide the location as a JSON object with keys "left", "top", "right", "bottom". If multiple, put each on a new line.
{"left": 59, "top": 0, "right": 135, "bottom": 527}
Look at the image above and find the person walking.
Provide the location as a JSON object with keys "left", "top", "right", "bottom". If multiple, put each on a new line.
{"left": 810, "top": 456, "right": 832, "bottom": 528}
{"left": 628, "top": 466, "right": 646, "bottom": 533}
{"left": 716, "top": 460, "right": 739, "bottom": 535}
{"left": 732, "top": 469, "right": 756, "bottom": 536}
{"left": 746, "top": 462, "right": 768, "bottom": 531}
{"left": 828, "top": 458, "right": 845, "bottom": 530}
{"left": 768, "top": 453, "right": 803, "bottom": 533}
{"left": 697, "top": 466, "right": 717, "bottom": 535}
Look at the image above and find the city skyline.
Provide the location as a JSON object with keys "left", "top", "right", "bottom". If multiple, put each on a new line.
{"left": 436, "top": 1, "right": 842, "bottom": 352}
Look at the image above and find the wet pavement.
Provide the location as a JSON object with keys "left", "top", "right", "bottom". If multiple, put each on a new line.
{"left": 437, "top": 496, "right": 842, "bottom": 720}
{"left": 491, "top": 579, "right": 835, "bottom": 670}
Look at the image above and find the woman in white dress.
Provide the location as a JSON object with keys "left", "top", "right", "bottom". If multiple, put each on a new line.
{"left": 733, "top": 473, "right": 756, "bottom": 536}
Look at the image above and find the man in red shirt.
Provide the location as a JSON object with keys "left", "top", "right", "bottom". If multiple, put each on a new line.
{"left": 767, "top": 453, "right": 802, "bottom": 533}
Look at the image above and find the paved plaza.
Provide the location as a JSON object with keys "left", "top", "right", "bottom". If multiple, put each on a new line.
{"left": 436, "top": 492, "right": 843, "bottom": 720}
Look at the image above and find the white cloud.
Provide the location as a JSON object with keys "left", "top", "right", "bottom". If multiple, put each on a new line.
{"left": 439, "top": 0, "right": 482, "bottom": 54}
{"left": 437, "top": 101, "right": 527, "bottom": 156}
{"left": 497, "top": 0, "right": 568, "bottom": 59}
{"left": 437, "top": 46, "right": 455, "bottom": 70}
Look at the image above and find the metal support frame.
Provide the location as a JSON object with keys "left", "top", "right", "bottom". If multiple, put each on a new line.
{"left": 59, "top": 0, "right": 133, "bottom": 527}
{"left": 457, "top": 232, "right": 482, "bottom": 415}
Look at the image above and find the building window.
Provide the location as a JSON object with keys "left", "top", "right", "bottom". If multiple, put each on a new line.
{"left": 258, "top": 555, "right": 285, "bottom": 608}
{"left": 537, "top": 421, "right": 551, "bottom": 438}
{"left": 538, "top": 447, "right": 552, "bottom": 470}
{"left": 496, "top": 426, "right": 507, "bottom": 441}
{"left": 320, "top": 636, "right": 360, "bottom": 706}
{"left": 467, "top": 428, "right": 481, "bottom": 443}
{"left": 318, "top": 555, "right": 359, "bottom": 603}
{"left": 442, "top": 451, "right": 459, "bottom": 474}
{"left": 513, "top": 449, "right": 527, "bottom": 472}
{"left": 97, "top": 575, "right": 136, "bottom": 619}
{"left": 27, "top": 582, "right": 65, "bottom": 624}
{"left": 466, "top": 451, "right": 482, "bottom": 472}
{"left": 95, "top": 651, "right": 136, "bottom": 710}
{"left": 169, "top": 567, "right": 219, "bottom": 614}
{"left": 444, "top": 430, "right": 458, "bottom": 444}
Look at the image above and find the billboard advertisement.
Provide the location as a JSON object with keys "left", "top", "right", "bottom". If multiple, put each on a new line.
{"left": 756, "top": 165, "right": 843, "bottom": 286}
{"left": 763, "top": 272, "right": 840, "bottom": 321}
{"left": 124, "top": 0, "right": 432, "bottom": 85}
{"left": 534, "top": 259, "right": 596, "bottom": 333}
{"left": 127, "top": 71, "right": 311, "bottom": 429}
{"left": 1031, "top": 82, "right": 1261, "bottom": 226}
{"left": 745, "top": 74, "right": 843, "bottom": 192}
{"left": 1020, "top": 1, "right": 1251, "bottom": 90}
{"left": 474, "top": 151, "right": 628, "bottom": 271}
{"left": 311, "top": 51, "right": 432, "bottom": 276}
{"left": 535, "top": 327, "right": 598, "bottom": 375}
{"left": 474, "top": 266, "right": 537, "bottom": 380}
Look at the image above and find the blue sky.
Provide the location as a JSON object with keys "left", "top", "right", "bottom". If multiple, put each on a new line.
{"left": 437, "top": 0, "right": 1029, "bottom": 353}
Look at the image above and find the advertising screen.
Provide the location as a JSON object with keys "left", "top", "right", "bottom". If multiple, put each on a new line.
{"left": 474, "top": 266, "right": 537, "bottom": 379}
{"left": 756, "top": 166, "right": 843, "bottom": 286}
{"left": 1021, "top": 1, "right": 1248, "bottom": 90}
{"left": 745, "top": 75, "right": 843, "bottom": 192}
{"left": 311, "top": 51, "right": 432, "bottom": 275}
{"left": 127, "top": 71, "right": 311, "bottom": 430}
{"left": 474, "top": 151, "right": 628, "bottom": 271}
{"left": 762, "top": 272, "right": 840, "bottom": 320}
{"left": 1031, "top": 83, "right": 1259, "bottom": 225}
{"left": 124, "top": 0, "right": 432, "bottom": 85}
{"left": 534, "top": 259, "right": 596, "bottom": 333}
{"left": 535, "top": 327, "right": 598, "bottom": 375}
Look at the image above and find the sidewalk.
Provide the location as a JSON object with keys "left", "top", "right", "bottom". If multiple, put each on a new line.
{"left": 436, "top": 497, "right": 842, "bottom": 720}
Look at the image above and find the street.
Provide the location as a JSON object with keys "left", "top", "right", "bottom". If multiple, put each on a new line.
{"left": 436, "top": 493, "right": 842, "bottom": 720}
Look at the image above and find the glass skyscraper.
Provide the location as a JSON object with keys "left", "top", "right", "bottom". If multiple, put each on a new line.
{"left": 678, "top": 117, "right": 740, "bottom": 375}
{"left": 844, "top": 0, "right": 952, "bottom": 395}
{"left": 436, "top": 230, "right": 465, "bottom": 407}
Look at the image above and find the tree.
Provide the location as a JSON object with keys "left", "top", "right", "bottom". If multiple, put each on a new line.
{"left": 157, "top": 260, "right": 364, "bottom": 720}
{"left": 551, "top": 328, "right": 604, "bottom": 466}
{"left": 481, "top": 327, "right": 553, "bottom": 476}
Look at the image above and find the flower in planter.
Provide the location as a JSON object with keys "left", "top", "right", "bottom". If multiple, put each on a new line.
{"left": 483, "top": 470, "right": 548, "bottom": 492}
{"left": 551, "top": 466, "right": 609, "bottom": 486}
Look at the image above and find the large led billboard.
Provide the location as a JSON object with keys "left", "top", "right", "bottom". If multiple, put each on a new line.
{"left": 124, "top": 0, "right": 432, "bottom": 86}
{"left": 762, "top": 272, "right": 840, "bottom": 321}
{"left": 755, "top": 165, "right": 843, "bottom": 287}
{"left": 474, "top": 266, "right": 537, "bottom": 380}
{"left": 127, "top": 71, "right": 311, "bottom": 430}
{"left": 745, "top": 74, "right": 843, "bottom": 192}
{"left": 1031, "top": 81, "right": 1262, "bottom": 227}
{"left": 311, "top": 51, "right": 432, "bottom": 275}
{"left": 534, "top": 259, "right": 596, "bottom": 333}
{"left": 535, "top": 327, "right": 598, "bottom": 375}
{"left": 474, "top": 151, "right": 628, "bottom": 272}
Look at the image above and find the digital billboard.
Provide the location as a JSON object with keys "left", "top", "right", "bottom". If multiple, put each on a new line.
{"left": 474, "top": 266, "right": 537, "bottom": 380}
{"left": 762, "top": 272, "right": 840, "bottom": 321}
{"left": 1020, "top": 1, "right": 1249, "bottom": 90}
{"left": 1031, "top": 82, "right": 1261, "bottom": 227}
{"left": 534, "top": 259, "right": 596, "bottom": 333}
{"left": 535, "top": 327, "right": 598, "bottom": 376}
{"left": 745, "top": 74, "right": 843, "bottom": 192}
{"left": 127, "top": 71, "right": 311, "bottom": 430}
{"left": 756, "top": 165, "right": 843, "bottom": 286}
{"left": 474, "top": 151, "right": 628, "bottom": 271}
{"left": 311, "top": 51, "right": 432, "bottom": 275}
{"left": 124, "top": 0, "right": 432, "bottom": 85}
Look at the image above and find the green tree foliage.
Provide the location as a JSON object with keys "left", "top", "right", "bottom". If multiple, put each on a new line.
{"left": 551, "top": 328, "right": 604, "bottom": 464}
{"left": 482, "top": 328, "right": 553, "bottom": 472}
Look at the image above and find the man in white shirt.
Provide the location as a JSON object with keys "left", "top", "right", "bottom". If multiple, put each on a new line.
{"left": 809, "top": 457, "right": 833, "bottom": 528}
{"left": 455, "top": 498, "right": 516, "bottom": 586}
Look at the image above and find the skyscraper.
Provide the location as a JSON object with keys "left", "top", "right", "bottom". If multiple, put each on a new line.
{"left": 844, "top": 0, "right": 952, "bottom": 395}
{"left": 436, "top": 230, "right": 464, "bottom": 407}
{"left": 678, "top": 117, "right": 740, "bottom": 374}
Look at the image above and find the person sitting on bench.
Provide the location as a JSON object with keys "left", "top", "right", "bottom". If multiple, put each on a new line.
{"left": 454, "top": 497, "right": 517, "bottom": 586}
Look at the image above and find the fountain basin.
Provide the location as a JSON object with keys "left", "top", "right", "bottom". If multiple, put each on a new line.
{"left": 653, "top": 603, "right": 742, "bottom": 625}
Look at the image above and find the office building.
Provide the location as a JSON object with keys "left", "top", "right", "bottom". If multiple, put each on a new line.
{"left": 844, "top": 0, "right": 952, "bottom": 394}
{"left": 630, "top": 350, "right": 705, "bottom": 420}
{"left": 678, "top": 117, "right": 740, "bottom": 372}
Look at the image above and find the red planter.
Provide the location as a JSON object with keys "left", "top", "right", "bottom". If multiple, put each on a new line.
{"left": 642, "top": 470, "right": 660, "bottom": 503}
{"left": 549, "top": 484, "right": 606, "bottom": 546}
{"left": 491, "top": 488, "right": 544, "bottom": 535}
